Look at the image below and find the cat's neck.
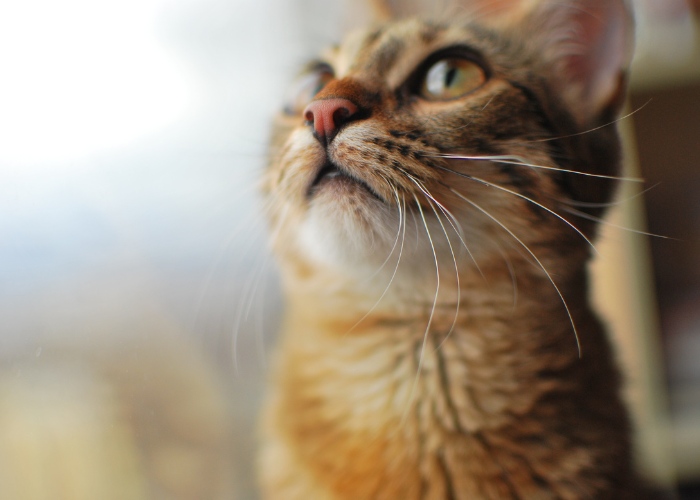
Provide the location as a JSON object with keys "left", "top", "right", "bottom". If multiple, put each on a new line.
{"left": 281, "top": 249, "right": 588, "bottom": 342}
{"left": 282, "top": 254, "right": 614, "bottom": 438}
{"left": 280, "top": 270, "right": 588, "bottom": 426}
{"left": 281, "top": 254, "right": 592, "bottom": 384}
{"left": 264, "top": 258, "right": 635, "bottom": 499}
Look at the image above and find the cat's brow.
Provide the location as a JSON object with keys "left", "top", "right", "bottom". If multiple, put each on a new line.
{"left": 418, "top": 22, "right": 443, "bottom": 44}
{"left": 359, "top": 35, "right": 405, "bottom": 75}
{"left": 352, "top": 21, "right": 448, "bottom": 77}
{"left": 350, "top": 27, "right": 386, "bottom": 69}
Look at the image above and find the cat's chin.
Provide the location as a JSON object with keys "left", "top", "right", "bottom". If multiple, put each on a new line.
{"left": 298, "top": 192, "right": 398, "bottom": 273}
{"left": 308, "top": 161, "right": 384, "bottom": 202}
{"left": 308, "top": 171, "right": 382, "bottom": 203}
{"left": 297, "top": 197, "right": 463, "bottom": 282}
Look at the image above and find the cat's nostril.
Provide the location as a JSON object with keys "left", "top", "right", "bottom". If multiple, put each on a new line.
{"left": 303, "top": 98, "right": 359, "bottom": 145}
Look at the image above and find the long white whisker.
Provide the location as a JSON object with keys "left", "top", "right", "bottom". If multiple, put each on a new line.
{"left": 402, "top": 171, "right": 482, "bottom": 275}
{"left": 559, "top": 183, "right": 660, "bottom": 209}
{"left": 368, "top": 179, "right": 407, "bottom": 279}
{"left": 526, "top": 101, "right": 652, "bottom": 143}
{"left": 233, "top": 248, "right": 271, "bottom": 373}
{"left": 494, "top": 240, "right": 518, "bottom": 310}
{"left": 231, "top": 201, "right": 291, "bottom": 372}
{"left": 347, "top": 189, "right": 408, "bottom": 334}
{"left": 429, "top": 154, "right": 642, "bottom": 183}
{"left": 402, "top": 194, "right": 441, "bottom": 424}
{"left": 562, "top": 206, "right": 674, "bottom": 240}
{"left": 431, "top": 199, "right": 483, "bottom": 278}
{"left": 448, "top": 100, "right": 649, "bottom": 148}
{"left": 424, "top": 197, "right": 461, "bottom": 352}
{"left": 450, "top": 188, "right": 582, "bottom": 358}
{"left": 423, "top": 96, "right": 497, "bottom": 137}
{"left": 436, "top": 167, "right": 599, "bottom": 256}
{"left": 192, "top": 195, "right": 276, "bottom": 332}
{"left": 254, "top": 257, "right": 270, "bottom": 367}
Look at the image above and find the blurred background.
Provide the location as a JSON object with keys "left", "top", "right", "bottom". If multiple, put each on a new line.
{"left": 0, "top": 0, "right": 698, "bottom": 498}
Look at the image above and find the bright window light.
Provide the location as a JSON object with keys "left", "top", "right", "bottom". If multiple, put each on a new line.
{"left": 0, "top": 0, "right": 192, "bottom": 167}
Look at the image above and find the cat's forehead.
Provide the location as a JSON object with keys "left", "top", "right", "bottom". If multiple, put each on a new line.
{"left": 327, "top": 18, "right": 489, "bottom": 88}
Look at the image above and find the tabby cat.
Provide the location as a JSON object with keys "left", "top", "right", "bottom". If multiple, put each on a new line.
{"left": 259, "top": 0, "right": 654, "bottom": 498}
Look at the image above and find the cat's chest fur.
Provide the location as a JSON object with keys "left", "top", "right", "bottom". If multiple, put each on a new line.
{"left": 260, "top": 269, "right": 632, "bottom": 499}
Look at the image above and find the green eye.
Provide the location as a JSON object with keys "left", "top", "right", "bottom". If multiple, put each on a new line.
{"left": 420, "top": 58, "right": 485, "bottom": 101}
{"left": 284, "top": 66, "right": 334, "bottom": 115}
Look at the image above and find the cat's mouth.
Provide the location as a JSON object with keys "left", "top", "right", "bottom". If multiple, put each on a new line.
{"left": 308, "top": 161, "right": 384, "bottom": 202}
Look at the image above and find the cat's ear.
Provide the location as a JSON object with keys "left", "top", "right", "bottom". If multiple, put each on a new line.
{"left": 518, "top": 0, "right": 635, "bottom": 125}
{"left": 450, "top": 0, "right": 635, "bottom": 125}
{"left": 525, "top": 0, "right": 634, "bottom": 124}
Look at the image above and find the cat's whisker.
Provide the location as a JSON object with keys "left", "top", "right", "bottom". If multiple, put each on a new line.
{"left": 253, "top": 257, "right": 271, "bottom": 368}
{"left": 191, "top": 195, "right": 273, "bottom": 335}
{"left": 435, "top": 164, "right": 599, "bottom": 256}
{"left": 450, "top": 188, "right": 582, "bottom": 358}
{"left": 413, "top": 182, "right": 467, "bottom": 248}
{"left": 347, "top": 188, "right": 408, "bottom": 335}
{"left": 231, "top": 200, "right": 292, "bottom": 372}
{"left": 428, "top": 154, "right": 643, "bottom": 183}
{"left": 525, "top": 100, "right": 652, "bottom": 144}
{"left": 559, "top": 183, "right": 660, "bottom": 209}
{"left": 366, "top": 179, "right": 406, "bottom": 280}
{"left": 430, "top": 198, "right": 484, "bottom": 279}
{"left": 424, "top": 196, "right": 461, "bottom": 353}
{"left": 494, "top": 238, "right": 519, "bottom": 310}
{"left": 232, "top": 246, "right": 273, "bottom": 373}
{"left": 562, "top": 206, "right": 674, "bottom": 240}
{"left": 401, "top": 169, "right": 482, "bottom": 276}
{"left": 480, "top": 95, "right": 495, "bottom": 112}
{"left": 402, "top": 95, "right": 497, "bottom": 139}
{"left": 267, "top": 199, "right": 293, "bottom": 248}
{"left": 402, "top": 193, "right": 441, "bottom": 425}
{"left": 192, "top": 191, "right": 277, "bottom": 370}
{"left": 472, "top": 174, "right": 599, "bottom": 255}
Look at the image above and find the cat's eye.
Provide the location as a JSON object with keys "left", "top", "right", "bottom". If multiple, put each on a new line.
{"left": 419, "top": 57, "right": 485, "bottom": 101}
{"left": 284, "top": 65, "right": 335, "bottom": 116}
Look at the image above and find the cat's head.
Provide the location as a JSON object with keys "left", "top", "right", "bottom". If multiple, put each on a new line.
{"left": 263, "top": 0, "right": 634, "bottom": 287}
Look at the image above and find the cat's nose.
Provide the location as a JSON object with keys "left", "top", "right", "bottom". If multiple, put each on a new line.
{"left": 304, "top": 98, "right": 359, "bottom": 145}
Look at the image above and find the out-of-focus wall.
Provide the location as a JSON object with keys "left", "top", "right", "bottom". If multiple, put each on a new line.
{"left": 630, "top": 0, "right": 700, "bottom": 488}
{"left": 629, "top": 81, "right": 700, "bottom": 483}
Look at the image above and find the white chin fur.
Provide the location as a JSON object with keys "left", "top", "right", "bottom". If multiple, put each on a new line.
{"left": 298, "top": 194, "right": 466, "bottom": 282}
{"left": 299, "top": 195, "right": 399, "bottom": 273}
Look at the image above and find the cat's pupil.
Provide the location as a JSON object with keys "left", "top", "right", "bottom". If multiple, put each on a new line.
{"left": 445, "top": 68, "right": 457, "bottom": 87}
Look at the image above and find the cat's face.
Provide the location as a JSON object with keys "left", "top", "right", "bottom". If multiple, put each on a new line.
{"left": 264, "top": 4, "right": 632, "bottom": 285}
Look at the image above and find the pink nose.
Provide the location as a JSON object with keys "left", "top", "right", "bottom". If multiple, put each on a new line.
{"left": 303, "top": 98, "right": 359, "bottom": 145}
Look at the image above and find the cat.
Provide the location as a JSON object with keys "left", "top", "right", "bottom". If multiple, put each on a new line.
{"left": 258, "top": 0, "right": 658, "bottom": 498}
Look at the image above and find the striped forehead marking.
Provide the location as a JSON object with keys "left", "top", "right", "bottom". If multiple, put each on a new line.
{"left": 364, "top": 36, "right": 405, "bottom": 74}
{"left": 348, "top": 21, "right": 450, "bottom": 77}
{"left": 329, "top": 19, "right": 509, "bottom": 93}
